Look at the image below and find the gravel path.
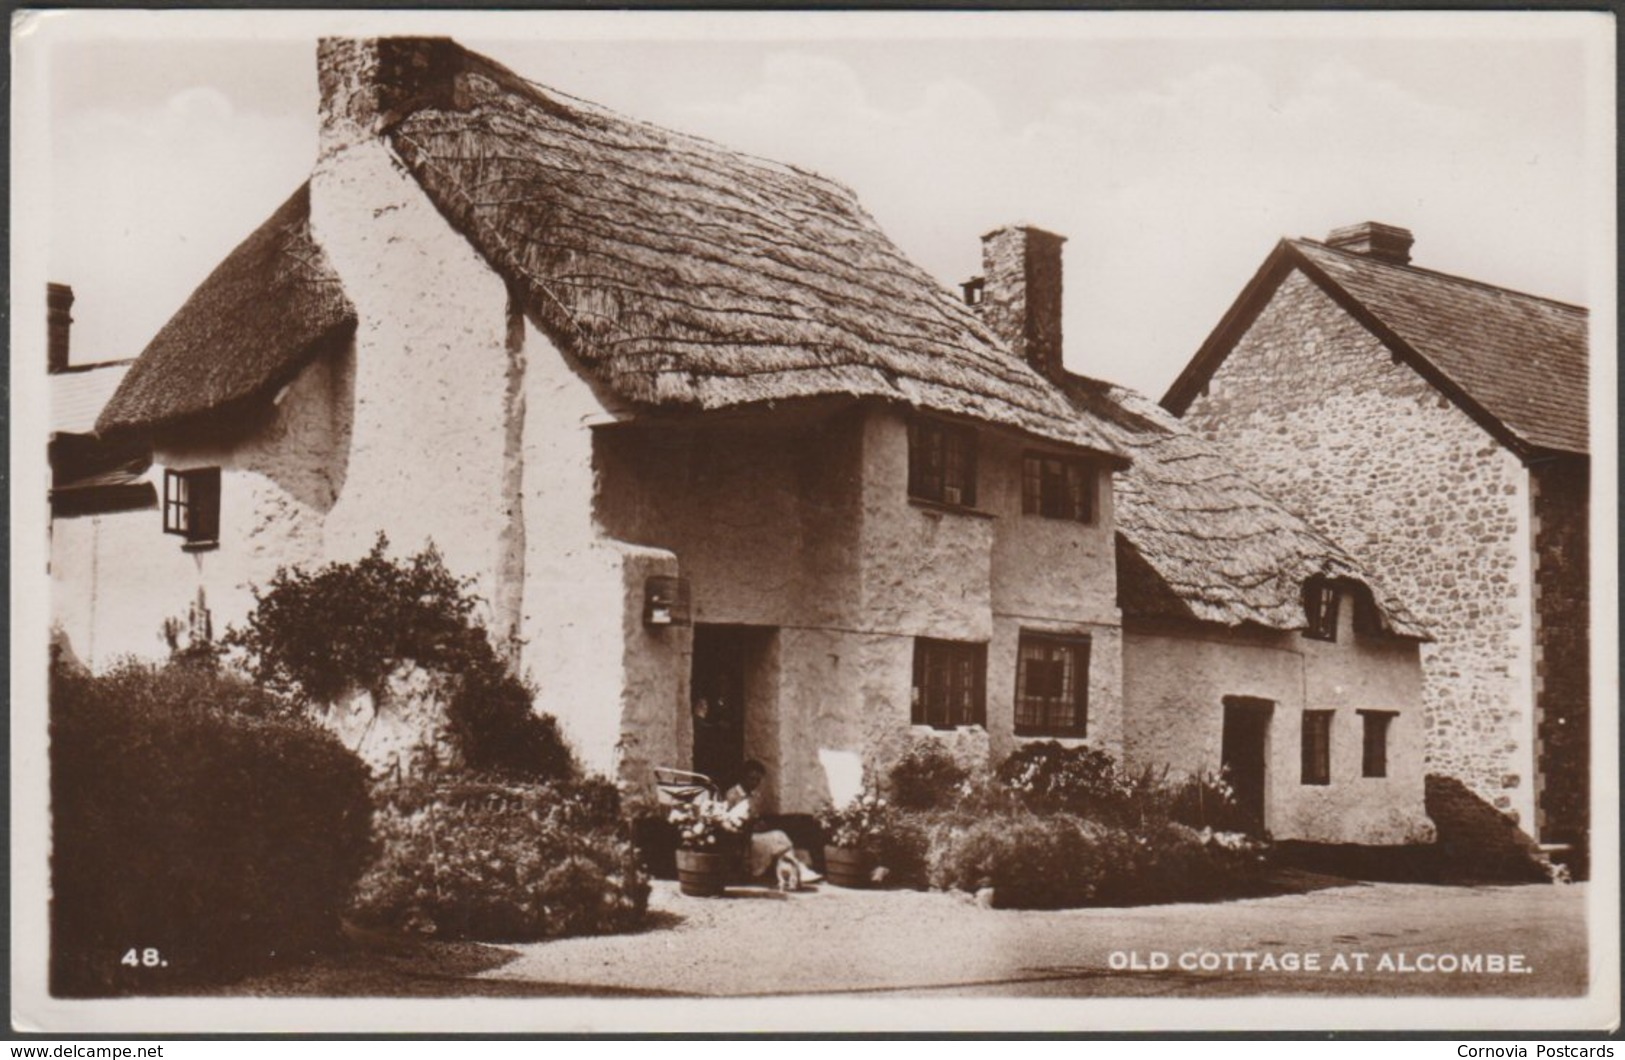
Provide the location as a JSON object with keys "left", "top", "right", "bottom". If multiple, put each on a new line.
{"left": 473, "top": 876, "right": 1587, "bottom": 998}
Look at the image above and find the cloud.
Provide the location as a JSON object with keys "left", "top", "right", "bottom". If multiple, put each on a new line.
{"left": 48, "top": 88, "right": 315, "bottom": 362}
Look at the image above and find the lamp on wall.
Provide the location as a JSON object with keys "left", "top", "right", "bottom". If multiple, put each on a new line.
{"left": 643, "top": 575, "right": 691, "bottom": 627}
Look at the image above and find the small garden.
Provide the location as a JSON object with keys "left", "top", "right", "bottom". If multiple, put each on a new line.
{"left": 50, "top": 538, "right": 647, "bottom": 997}
{"left": 809, "top": 741, "right": 1270, "bottom": 909}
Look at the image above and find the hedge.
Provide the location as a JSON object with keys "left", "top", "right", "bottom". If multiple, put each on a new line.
{"left": 50, "top": 662, "right": 373, "bottom": 996}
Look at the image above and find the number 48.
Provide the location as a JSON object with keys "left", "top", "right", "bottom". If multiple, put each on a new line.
{"left": 121, "top": 948, "right": 166, "bottom": 968}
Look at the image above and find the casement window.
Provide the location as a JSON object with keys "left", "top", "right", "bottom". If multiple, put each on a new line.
{"left": 1014, "top": 632, "right": 1090, "bottom": 737}
{"left": 1303, "top": 580, "right": 1339, "bottom": 641}
{"left": 1021, "top": 453, "right": 1094, "bottom": 523}
{"left": 163, "top": 467, "right": 221, "bottom": 548}
{"left": 908, "top": 419, "right": 978, "bottom": 508}
{"left": 1301, "top": 710, "right": 1333, "bottom": 785}
{"left": 912, "top": 638, "right": 986, "bottom": 729}
{"left": 1360, "top": 710, "right": 1396, "bottom": 778}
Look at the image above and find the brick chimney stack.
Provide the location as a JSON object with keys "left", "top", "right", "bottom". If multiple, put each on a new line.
{"left": 970, "top": 225, "right": 1067, "bottom": 383}
{"left": 1325, "top": 221, "right": 1414, "bottom": 266}
{"left": 48, "top": 283, "right": 74, "bottom": 374}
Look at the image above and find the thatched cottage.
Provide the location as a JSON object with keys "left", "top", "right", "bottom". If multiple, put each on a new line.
{"left": 1165, "top": 223, "right": 1588, "bottom": 857}
{"left": 77, "top": 37, "right": 1432, "bottom": 843}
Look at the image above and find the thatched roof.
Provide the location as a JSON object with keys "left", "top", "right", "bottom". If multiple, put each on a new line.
{"left": 1164, "top": 236, "right": 1588, "bottom": 459}
{"left": 1063, "top": 375, "right": 1428, "bottom": 637}
{"left": 375, "top": 39, "right": 1122, "bottom": 455}
{"left": 97, "top": 183, "right": 356, "bottom": 435}
{"left": 97, "top": 39, "right": 1124, "bottom": 457}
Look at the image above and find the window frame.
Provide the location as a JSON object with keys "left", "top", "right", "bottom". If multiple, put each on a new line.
{"left": 908, "top": 418, "right": 978, "bottom": 509}
{"left": 1359, "top": 710, "right": 1397, "bottom": 778}
{"left": 1021, "top": 451, "right": 1095, "bottom": 523}
{"left": 163, "top": 466, "right": 221, "bottom": 549}
{"left": 911, "top": 637, "right": 987, "bottom": 730}
{"left": 1301, "top": 709, "right": 1334, "bottom": 786}
{"left": 1303, "top": 580, "right": 1340, "bottom": 641}
{"left": 1013, "top": 631, "right": 1091, "bottom": 738}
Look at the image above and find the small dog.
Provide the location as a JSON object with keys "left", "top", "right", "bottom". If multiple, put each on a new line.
{"left": 774, "top": 853, "right": 803, "bottom": 893}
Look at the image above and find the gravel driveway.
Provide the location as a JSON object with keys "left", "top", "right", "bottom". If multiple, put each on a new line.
{"left": 476, "top": 875, "right": 1587, "bottom": 999}
{"left": 220, "top": 875, "right": 1587, "bottom": 1000}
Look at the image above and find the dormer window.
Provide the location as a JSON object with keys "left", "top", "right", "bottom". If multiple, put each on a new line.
{"left": 1022, "top": 452, "right": 1094, "bottom": 523}
{"left": 164, "top": 467, "right": 221, "bottom": 550}
{"left": 960, "top": 276, "right": 985, "bottom": 307}
{"left": 908, "top": 419, "right": 977, "bottom": 508}
{"left": 1303, "top": 579, "right": 1339, "bottom": 641}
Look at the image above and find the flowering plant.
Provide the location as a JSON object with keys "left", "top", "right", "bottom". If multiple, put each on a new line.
{"left": 668, "top": 796, "right": 741, "bottom": 851}
{"left": 819, "top": 790, "right": 891, "bottom": 852}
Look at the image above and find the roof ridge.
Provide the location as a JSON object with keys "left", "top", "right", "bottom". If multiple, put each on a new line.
{"left": 1291, "top": 237, "right": 1588, "bottom": 315}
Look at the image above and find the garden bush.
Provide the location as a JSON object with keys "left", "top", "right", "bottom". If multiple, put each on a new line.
{"left": 225, "top": 537, "right": 574, "bottom": 780}
{"left": 50, "top": 661, "right": 373, "bottom": 996}
{"left": 995, "top": 741, "right": 1134, "bottom": 820}
{"left": 924, "top": 810, "right": 1266, "bottom": 909}
{"left": 350, "top": 772, "right": 649, "bottom": 941}
{"left": 885, "top": 742, "right": 971, "bottom": 811}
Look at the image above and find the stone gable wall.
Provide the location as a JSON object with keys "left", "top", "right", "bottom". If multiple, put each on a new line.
{"left": 1181, "top": 269, "right": 1536, "bottom": 827}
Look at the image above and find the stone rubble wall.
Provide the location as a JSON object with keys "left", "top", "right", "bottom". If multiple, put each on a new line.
{"left": 1181, "top": 269, "right": 1536, "bottom": 828}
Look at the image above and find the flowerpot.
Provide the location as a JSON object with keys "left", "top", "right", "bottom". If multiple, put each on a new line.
{"left": 676, "top": 848, "right": 730, "bottom": 897}
{"left": 824, "top": 845, "right": 872, "bottom": 889}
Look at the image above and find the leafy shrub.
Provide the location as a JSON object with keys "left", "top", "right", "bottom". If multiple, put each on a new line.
{"left": 995, "top": 741, "right": 1135, "bottom": 819}
{"left": 886, "top": 742, "right": 971, "bottom": 811}
{"left": 926, "top": 810, "right": 1266, "bottom": 909}
{"left": 819, "top": 790, "right": 893, "bottom": 855}
{"left": 351, "top": 772, "right": 649, "bottom": 941}
{"left": 50, "top": 661, "right": 373, "bottom": 996}
{"left": 225, "top": 536, "right": 573, "bottom": 781}
{"left": 1160, "top": 768, "right": 1256, "bottom": 835}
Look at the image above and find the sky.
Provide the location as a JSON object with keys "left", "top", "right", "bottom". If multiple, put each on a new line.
{"left": 24, "top": 9, "right": 1612, "bottom": 399}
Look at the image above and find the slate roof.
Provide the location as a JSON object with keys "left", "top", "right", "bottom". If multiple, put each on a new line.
{"left": 1164, "top": 237, "right": 1589, "bottom": 458}
{"left": 52, "top": 362, "right": 131, "bottom": 435}
{"left": 98, "top": 38, "right": 1125, "bottom": 460}
{"left": 1062, "top": 374, "right": 1427, "bottom": 637}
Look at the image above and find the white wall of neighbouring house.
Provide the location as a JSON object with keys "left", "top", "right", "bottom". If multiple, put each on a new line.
{"left": 49, "top": 505, "right": 196, "bottom": 670}
{"left": 1122, "top": 592, "right": 1433, "bottom": 846}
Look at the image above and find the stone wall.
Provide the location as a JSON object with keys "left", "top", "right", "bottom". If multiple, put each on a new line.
{"left": 1531, "top": 456, "right": 1589, "bottom": 845}
{"left": 1123, "top": 592, "right": 1432, "bottom": 845}
{"left": 1181, "top": 269, "right": 1536, "bottom": 828}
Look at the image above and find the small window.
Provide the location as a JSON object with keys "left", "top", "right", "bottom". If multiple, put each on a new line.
{"left": 1301, "top": 710, "right": 1333, "bottom": 785}
{"left": 1303, "top": 580, "right": 1339, "bottom": 641}
{"left": 1360, "top": 710, "right": 1396, "bottom": 778}
{"left": 1022, "top": 453, "right": 1094, "bottom": 523}
{"left": 1015, "top": 632, "right": 1090, "bottom": 737}
{"left": 912, "top": 638, "right": 986, "bottom": 729}
{"left": 164, "top": 467, "right": 221, "bottom": 548}
{"left": 908, "top": 419, "right": 977, "bottom": 508}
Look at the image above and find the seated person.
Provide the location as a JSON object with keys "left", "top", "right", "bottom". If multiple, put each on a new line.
{"left": 719, "top": 760, "right": 821, "bottom": 884}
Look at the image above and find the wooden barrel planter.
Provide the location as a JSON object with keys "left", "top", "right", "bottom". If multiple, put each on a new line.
{"left": 823, "top": 845, "right": 872, "bottom": 889}
{"left": 675, "top": 849, "right": 730, "bottom": 897}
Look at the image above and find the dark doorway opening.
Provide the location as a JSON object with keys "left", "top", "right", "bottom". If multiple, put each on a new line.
{"left": 690, "top": 625, "right": 757, "bottom": 788}
{"left": 1221, "top": 696, "right": 1273, "bottom": 834}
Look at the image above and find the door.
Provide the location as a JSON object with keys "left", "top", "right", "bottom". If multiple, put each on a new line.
{"left": 690, "top": 625, "right": 748, "bottom": 787}
{"left": 1221, "top": 697, "right": 1273, "bottom": 834}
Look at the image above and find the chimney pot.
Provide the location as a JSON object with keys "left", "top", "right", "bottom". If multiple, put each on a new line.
{"left": 47, "top": 282, "right": 74, "bottom": 374}
{"left": 979, "top": 224, "right": 1067, "bottom": 383}
{"left": 1326, "top": 221, "right": 1414, "bottom": 266}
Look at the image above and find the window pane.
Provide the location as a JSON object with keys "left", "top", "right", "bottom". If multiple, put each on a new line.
{"left": 1015, "top": 634, "right": 1089, "bottom": 736}
{"left": 1361, "top": 712, "right": 1392, "bottom": 778}
{"left": 1301, "top": 711, "right": 1332, "bottom": 785}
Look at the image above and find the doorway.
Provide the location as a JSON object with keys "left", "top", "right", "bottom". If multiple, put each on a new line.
{"left": 690, "top": 625, "right": 760, "bottom": 788}
{"left": 1220, "top": 697, "right": 1273, "bottom": 834}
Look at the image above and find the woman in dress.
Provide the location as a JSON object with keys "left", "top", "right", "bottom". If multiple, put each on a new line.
{"left": 720, "top": 760, "right": 819, "bottom": 883}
